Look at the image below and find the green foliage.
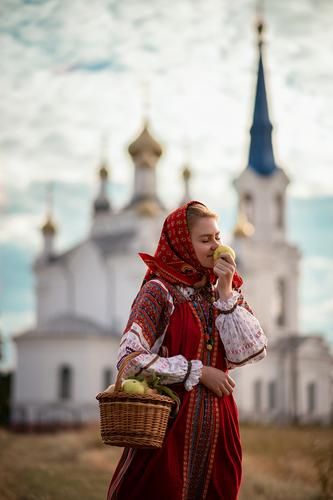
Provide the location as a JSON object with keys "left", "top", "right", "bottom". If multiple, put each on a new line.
{"left": 126, "top": 373, "right": 181, "bottom": 416}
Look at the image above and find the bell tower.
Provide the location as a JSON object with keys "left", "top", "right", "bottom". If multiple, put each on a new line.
{"left": 232, "top": 17, "right": 301, "bottom": 340}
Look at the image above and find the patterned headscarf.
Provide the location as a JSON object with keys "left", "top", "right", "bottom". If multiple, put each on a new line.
{"left": 139, "top": 200, "right": 243, "bottom": 289}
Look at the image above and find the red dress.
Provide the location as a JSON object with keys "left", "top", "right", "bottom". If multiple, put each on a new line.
{"left": 108, "top": 282, "right": 242, "bottom": 500}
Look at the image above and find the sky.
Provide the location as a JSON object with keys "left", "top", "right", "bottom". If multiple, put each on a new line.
{"left": 1, "top": 0, "right": 333, "bottom": 350}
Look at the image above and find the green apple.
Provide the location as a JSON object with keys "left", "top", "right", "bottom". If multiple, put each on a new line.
{"left": 213, "top": 244, "right": 236, "bottom": 262}
{"left": 122, "top": 379, "right": 145, "bottom": 395}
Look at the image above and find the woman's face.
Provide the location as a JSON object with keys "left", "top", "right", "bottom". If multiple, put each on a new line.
{"left": 190, "top": 217, "right": 221, "bottom": 268}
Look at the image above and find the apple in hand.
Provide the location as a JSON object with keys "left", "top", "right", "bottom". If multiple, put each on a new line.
{"left": 122, "top": 379, "right": 145, "bottom": 395}
{"left": 213, "top": 244, "right": 236, "bottom": 262}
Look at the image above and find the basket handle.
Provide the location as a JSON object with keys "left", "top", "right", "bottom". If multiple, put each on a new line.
{"left": 114, "top": 351, "right": 143, "bottom": 392}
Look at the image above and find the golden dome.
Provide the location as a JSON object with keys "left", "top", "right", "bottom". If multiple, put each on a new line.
{"left": 136, "top": 199, "right": 160, "bottom": 217}
{"left": 233, "top": 210, "right": 255, "bottom": 238}
{"left": 41, "top": 216, "right": 56, "bottom": 235}
{"left": 256, "top": 14, "right": 265, "bottom": 45}
{"left": 99, "top": 162, "right": 109, "bottom": 180}
{"left": 182, "top": 165, "right": 192, "bottom": 181}
{"left": 128, "top": 122, "right": 162, "bottom": 158}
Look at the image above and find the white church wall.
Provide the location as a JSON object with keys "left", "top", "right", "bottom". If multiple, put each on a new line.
{"left": 233, "top": 354, "right": 278, "bottom": 422}
{"left": 234, "top": 237, "right": 299, "bottom": 340}
{"left": 68, "top": 241, "right": 109, "bottom": 327}
{"left": 36, "top": 264, "right": 69, "bottom": 326}
{"left": 297, "top": 345, "right": 333, "bottom": 423}
{"left": 217, "top": 338, "right": 332, "bottom": 425}
{"left": 12, "top": 335, "right": 118, "bottom": 426}
{"left": 283, "top": 258, "right": 300, "bottom": 333}
{"left": 234, "top": 168, "right": 289, "bottom": 243}
{"left": 134, "top": 214, "right": 166, "bottom": 256}
{"left": 107, "top": 255, "right": 146, "bottom": 334}
{"left": 242, "top": 264, "right": 276, "bottom": 337}
{"left": 105, "top": 215, "right": 165, "bottom": 335}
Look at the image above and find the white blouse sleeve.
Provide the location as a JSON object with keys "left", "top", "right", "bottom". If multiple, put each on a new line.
{"left": 214, "top": 290, "right": 268, "bottom": 369}
{"left": 117, "top": 280, "right": 202, "bottom": 391}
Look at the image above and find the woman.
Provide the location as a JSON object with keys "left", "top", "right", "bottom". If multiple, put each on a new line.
{"left": 107, "top": 201, "right": 267, "bottom": 500}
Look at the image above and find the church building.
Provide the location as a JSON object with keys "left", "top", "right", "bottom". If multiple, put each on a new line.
{"left": 11, "top": 19, "right": 333, "bottom": 429}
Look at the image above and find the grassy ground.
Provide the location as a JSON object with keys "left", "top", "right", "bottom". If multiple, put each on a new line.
{"left": 0, "top": 423, "right": 332, "bottom": 500}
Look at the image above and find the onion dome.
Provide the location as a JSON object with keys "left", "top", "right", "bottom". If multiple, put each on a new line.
{"left": 94, "top": 159, "right": 111, "bottom": 213}
{"left": 99, "top": 162, "right": 108, "bottom": 180}
{"left": 128, "top": 121, "right": 162, "bottom": 158}
{"left": 256, "top": 16, "right": 265, "bottom": 45}
{"left": 41, "top": 216, "right": 56, "bottom": 236}
{"left": 182, "top": 165, "right": 192, "bottom": 181}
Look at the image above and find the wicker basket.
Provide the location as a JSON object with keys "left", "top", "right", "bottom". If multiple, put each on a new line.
{"left": 96, "top": 352, "right": 175, "bottom": 449}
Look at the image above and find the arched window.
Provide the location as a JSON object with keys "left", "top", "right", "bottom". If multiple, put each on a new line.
{"left": 254, "top": 379, "right": 262, "bottom": 412}
{"left": 268, "top": 380, "right": 276, "bottom": 410}
{"left": 242, "top": 192, "right": 254, "bottom": 225}
{"left": 103, "top": 368, "right": 113, "bottom": 389}
{"left": 59, "top": 365, "right": 73, "bottom": 400}
{"left": 276, "top": 193, "right": 284, "bottom": 229}
{"left": 276, "top": 278, "right": 286, "bottom": 326}
{"left": 307, "top": 382, "right": 316, "bottom": 414}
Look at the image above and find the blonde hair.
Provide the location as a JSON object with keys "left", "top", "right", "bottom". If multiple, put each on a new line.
{"left": 186, "top": 203, "right": 218, "bottom": 233}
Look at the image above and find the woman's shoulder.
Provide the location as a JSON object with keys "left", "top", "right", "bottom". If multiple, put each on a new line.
{"left": 141, "top": 278, "right": 170, "bottom": 296}
{"left": 138, "top": 279, "right": 174, "bottom": 305}
{"left": 140, "top": 278, "right": 185, "bottom": 307}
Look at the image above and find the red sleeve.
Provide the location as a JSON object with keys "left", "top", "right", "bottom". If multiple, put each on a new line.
{"left": 124, "top": 280, "right": 172, "bottom": 348}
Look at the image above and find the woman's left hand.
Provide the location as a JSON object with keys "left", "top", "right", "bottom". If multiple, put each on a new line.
{"left": 213, "top": 253, "right": 236, "bottom": 300}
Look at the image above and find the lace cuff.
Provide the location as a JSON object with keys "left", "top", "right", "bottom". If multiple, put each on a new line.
{"left": 184, "top": 359, "right": 203, "bottom": 391}
{"left": 213, "top": 290, "right": 240, "bottom": 312}
{"left": 118, "top": 321, "right": 203, "bottom": 389}
{"left": 215, "top": 299, "right": 268, "bottom": 368}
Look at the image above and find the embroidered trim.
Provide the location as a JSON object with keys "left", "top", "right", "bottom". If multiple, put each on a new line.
{"left": 227, "top": 345, "right": 267, "bottom": 366}
{"left": 181, "top": 300, "right": 219, "bottom": 500}
{"left": 136, "top": 354, "right": 160, "bottom": 376}
{"left": 219, "top": 302, "right": 238, "bottom": 315}
{"left": 183, "top": 360, "right": 192, "bottom": 385}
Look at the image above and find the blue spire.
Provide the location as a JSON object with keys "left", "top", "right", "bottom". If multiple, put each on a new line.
{"left": 248, "top": 20, "right": 277, "bottom": 176}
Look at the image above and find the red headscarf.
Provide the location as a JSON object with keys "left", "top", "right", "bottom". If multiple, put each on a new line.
{"left": 139, "top": 200, "right": 243, "bottom": 289}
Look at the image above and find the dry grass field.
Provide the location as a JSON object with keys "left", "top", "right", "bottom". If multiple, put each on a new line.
{"left": 0, "top": 423, "right": 332, "bottom": 500}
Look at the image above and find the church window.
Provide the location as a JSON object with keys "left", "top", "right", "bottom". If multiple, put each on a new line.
{"left": 276, "top": 193, "right": 284, "bottom": 229}
{"left": 254, "top": 379, "right": 262, "bottom": 412}
{"left": 276, "top": 278, "right": 286, "bottom": 326}
{"left": 103, "top": 368, "right": 113, "bottom": 389}
{"left": 59, "top": 365, "right": 73, "bottom": 400}
{"left": 307, "top": 382, "right": 316, "bottom": 414}
{"left": 268, "top": 380, "right": 276, "bottom": 410}
{"left": 242, "top": 193, "right": 254, "bottom": 224}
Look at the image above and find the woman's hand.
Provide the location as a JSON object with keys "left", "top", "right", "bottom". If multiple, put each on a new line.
{"left": 213, "top": 252, "right": 236, "bottom": 301}
{"left": 200, "top": 366, "right": 236, "bottom": 397}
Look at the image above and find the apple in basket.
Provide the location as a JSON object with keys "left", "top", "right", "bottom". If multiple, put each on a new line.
{"left": 213, "top": 244, "right": 236, "bottom": 262}
{"left": 122, "top": 379, "right": 146, "bottom": 395}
